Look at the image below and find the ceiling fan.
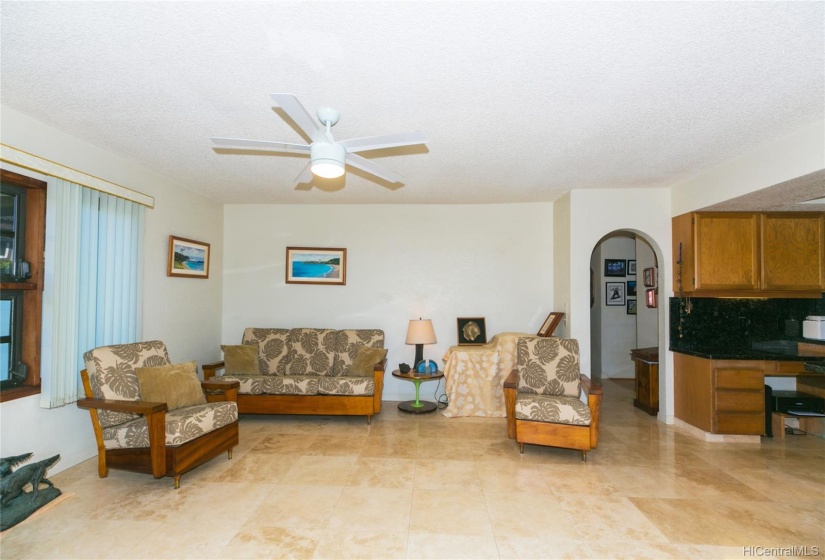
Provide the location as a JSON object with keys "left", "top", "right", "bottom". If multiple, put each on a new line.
{"left": 211, "top": 93, "right": 428, "bottom": 189}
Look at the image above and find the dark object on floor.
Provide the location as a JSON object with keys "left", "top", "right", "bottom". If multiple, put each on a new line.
{"left": 0, "top": 453, "right": 62, "bottom": 531}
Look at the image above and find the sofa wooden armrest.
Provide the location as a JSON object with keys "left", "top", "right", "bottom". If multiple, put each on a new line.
{"left": 202, "top": 361, "right": 225, "bottom": 380}
{"left": 77, "top": 398, "right": 167, "bottom": 415}
{"left": 201, "top": 379, "right": 239, "bottom": 403}
{"left": 580, "top": 374, "right": 603, "bottom": 449}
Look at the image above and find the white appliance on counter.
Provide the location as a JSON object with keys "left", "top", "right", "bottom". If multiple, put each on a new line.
{"left": 802, "top": 316, "right": 825, "bottom": 341}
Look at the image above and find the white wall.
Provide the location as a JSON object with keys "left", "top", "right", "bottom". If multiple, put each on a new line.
{"left": 0, "top": 106, "right": 224, "bottom": 474}
{"left": 593, "top": 236, "right": 637, "bottom": 378}
{"left": 560, "top": 188, "right": 674, "bottom": 421}
{"left": 635, "top": 237, "right": 658, "bottom": 348}
{"left": 221, "top": 203, "right": 554, "bottom": 401}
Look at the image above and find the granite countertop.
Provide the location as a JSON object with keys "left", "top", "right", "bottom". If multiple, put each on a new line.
{"left": 670, "top": 338, "right": 825, "bottom": 362}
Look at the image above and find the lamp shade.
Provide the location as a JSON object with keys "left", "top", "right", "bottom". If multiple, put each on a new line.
{"left": 405, "top": 319, "right": 437, "bottom": 345}
{"left": 310, "top": 142, "right": 346, "bottom": 179}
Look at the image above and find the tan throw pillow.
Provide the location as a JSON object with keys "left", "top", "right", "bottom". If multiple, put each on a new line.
{"left": 135, "top": 361, "right": 206, "bottom": 410}
{"left": 221, "top": 344, "right": 259, "bottom": 374}
{"left": 349, "top": 346, "right": 387, "bottom": 376}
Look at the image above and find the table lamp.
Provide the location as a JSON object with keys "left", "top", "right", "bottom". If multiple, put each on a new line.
{"left": 405, "top": 318, "right": 437, "bottom": 368}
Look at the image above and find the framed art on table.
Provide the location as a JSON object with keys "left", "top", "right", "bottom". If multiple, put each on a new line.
{"left": 457, "top": 317, "right": 487, "bottom": 345}
{"left": 537, "top": 312, "right": 564, "bottom": 337}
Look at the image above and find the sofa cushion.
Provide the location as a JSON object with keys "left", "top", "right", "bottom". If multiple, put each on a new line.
{"left": 285, "top": 328, "right": 338, "bottom": 376}
{"left": 333, "top": 329, "right": 385, "bottom": 376}
{"left": 516, "top": 337, "right": 581, "bottom": 398}
{"left": 222, "top": 375, "right": 320, "bottom": 395}
{"left": 318, "top": 377, "right": 375, "bottom": 396}
{"left": 83, "top": 340, "right": 171, "bottom": 429}
{"left": 242, "top": 328, "right": 291, "bottom": 375}
{"left": 135, "top": 361, "right": 206, "bottom": 410}
{"left": 515, "top": 394, "right": 591, "bottom": 426}
{"left": 348, "top": 346, "right": 388, "bottom": 377}
{"left": 101, "top": 401, "right": 238, "bottom": 449}
{"left": 221, "top": 344, "right": 259, "bottom": 375}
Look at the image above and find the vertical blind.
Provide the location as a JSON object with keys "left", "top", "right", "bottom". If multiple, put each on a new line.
{"left": 40, "top": 179, "right": 144, "bottom": 408}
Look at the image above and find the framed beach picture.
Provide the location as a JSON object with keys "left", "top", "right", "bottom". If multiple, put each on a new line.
{"left": 605, "top": 282, "right": 625, "bottom": 306}
{"left": 604, "top": 259, "right": 626, "bottom": 277}
{"left": 286, "top": 247, "right": 347, "bottom": 285}
{"left": 167, "top": 236, "right": 210, "bottom": 279}
{"left": 457, "top": 317, "right": 487, "bottom": 345}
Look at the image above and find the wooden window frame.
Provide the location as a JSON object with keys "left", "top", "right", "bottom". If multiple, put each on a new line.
{"left": 0, "top": 169, "right": 46, "bottom": 402}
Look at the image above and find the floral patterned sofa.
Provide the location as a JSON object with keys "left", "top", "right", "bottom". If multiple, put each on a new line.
{"left": 203, "top": 328, "right": 386, "bottom": 423}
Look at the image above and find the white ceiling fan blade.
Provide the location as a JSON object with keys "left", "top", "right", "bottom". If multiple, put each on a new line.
{"left": 293, "top": 163, "right": 314, "bottom": 190}
{"left": 271, "top": 93, "right": 324, "bottom": 142}
{"left": 345, "top": 153, "right": 404, "bottom": 185}
{"left": 339, "top": 131, "right": 428, "bottom": 154}
{"left": 211, "top": 137, "right": 311, "bottom": 155}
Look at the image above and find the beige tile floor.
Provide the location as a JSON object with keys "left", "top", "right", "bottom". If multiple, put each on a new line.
{"left": 2, "top": 380, "right": 824, "bottom": 559}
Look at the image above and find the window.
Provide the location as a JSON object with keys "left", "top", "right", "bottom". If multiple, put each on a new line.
{"left": 0, "top": 169, "right": 46, "bottom": 402}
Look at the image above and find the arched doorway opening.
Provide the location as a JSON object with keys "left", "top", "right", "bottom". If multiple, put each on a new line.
{"left": 589, "top": 229, "right": 663, "bottom": 417}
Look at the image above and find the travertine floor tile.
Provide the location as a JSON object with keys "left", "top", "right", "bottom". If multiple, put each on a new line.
{"left": 407, "top": 532, "right": 499, "bottom": 559}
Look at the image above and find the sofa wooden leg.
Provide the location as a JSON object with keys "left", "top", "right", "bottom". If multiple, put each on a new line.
{"left": 519, "top": 443, "right": 525, "bottom": 454}
{"left": 367, "top": 415, "right": 372, "bottom": 425}
{"left": 581, "top": 451, "right": 587, "bottom": 462}
{"left": 174, "top": 475, "right": 181, "bottom": 490}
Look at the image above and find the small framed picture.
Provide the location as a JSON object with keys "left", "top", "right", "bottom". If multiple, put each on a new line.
{"left": 167, "top": 236, "right": 210, "bottom": 279}
{"left": 605, "top": 282, "right": 626, "bottom": 306}
{"left": 646, "top": 288, "right": 657, "bottom": 308}
{"left": 628, "top": 260, "right": 636, "bottom": 275}
{"left": 537, "top": 312, "right": 564, "bottom": 337}
{"left": 457, "top": 317, "right": 487, "bottom": 345}
{"left": 604, "top": 259, "right": 626, "bottom": 277}
{"left": 627, "top": 299, "right": 637, "bottom": 315}
{"left": 643, "top": 267, "right": 656, "bottom": 288}
{"left": 627, "top": 280, "right": 637, "bottom": 297}
{"left": 286, "top": 247, "right": 347, "bottom": 285}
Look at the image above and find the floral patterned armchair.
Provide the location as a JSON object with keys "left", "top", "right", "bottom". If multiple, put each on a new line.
{"left": 77, "top": 341, "right": 240, "bottom": 488}
{"left": 503, "top": 337, "right": 603, "bottom": 461}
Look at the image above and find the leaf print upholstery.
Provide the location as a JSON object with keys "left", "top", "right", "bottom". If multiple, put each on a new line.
{"left": 514, "top": 394, "right": 591, "bottom": 426}
{"left": 516, "top": 337, "right": 581, "bottom": 398}
{"left": 102, "top": 401, "right": 238, "bottom": 450}
{"left": 83, "top": 340, "right": 172, "bottom": 429}
{"left": 242, "top": 328, "right": 290, "bottom": 375}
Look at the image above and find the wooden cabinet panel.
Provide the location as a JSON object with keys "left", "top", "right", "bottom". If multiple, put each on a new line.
{"left": 715, "top": 413, "right": 764, "bottom": 435}
{"left": 674, "top": 353, "right": 713, "bottom": 432}
{"left": 715, "top": 367, "right": 763, "bottom": 389}
{"left": 715, "top": 391, "right": 763, "bottom": 412}
{"left": 672, "top": 211, "right": 824, "bottom": 297}
{"left": 694, "top": 213, "right": 760, "bottom": 290}
{"left": 761, "top": 213, "right": 824, "bottom": 290}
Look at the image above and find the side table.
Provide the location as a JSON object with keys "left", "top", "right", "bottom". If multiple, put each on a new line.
{"left": 392, "top": 370, "right": 444, "bottom": 414}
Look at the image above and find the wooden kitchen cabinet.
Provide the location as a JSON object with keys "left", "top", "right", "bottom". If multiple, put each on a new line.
{"left": 674, "top": 353, "right": 765, "bottom": 435}
{"left": 761, "top": 213, "right": 825, "bottom": 291}
{"left": 672, "top": 211, "right": 825, "bottom": 297}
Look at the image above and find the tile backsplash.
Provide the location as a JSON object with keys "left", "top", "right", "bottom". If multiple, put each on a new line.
{"left": 669, "top": 295, "right": 825, "bottom": 350}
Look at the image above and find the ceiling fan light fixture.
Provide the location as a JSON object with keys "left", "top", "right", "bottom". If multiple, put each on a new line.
{"left": 310, "top": 142, "right": 346, "bottom": 179}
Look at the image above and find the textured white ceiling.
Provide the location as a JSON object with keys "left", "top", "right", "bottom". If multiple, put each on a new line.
{"left": 1, "top": 1, "right": 823, "bottom": 205}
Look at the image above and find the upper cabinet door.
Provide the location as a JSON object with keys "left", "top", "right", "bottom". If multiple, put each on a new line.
{"left": 694, "top": 213, "right": 760, "bottom": 290}
{"left": 761, "top": 213, "right": 825, "bottom": 291}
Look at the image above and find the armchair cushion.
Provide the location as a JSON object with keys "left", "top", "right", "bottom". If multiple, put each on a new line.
{"left": 517, "top": 337, "right": 581, "bottom": 398}
{"left": 348, "top": 347, "right": 387, "bottom": 377}
{"left": 102, "top": 401, "right": 238, "bottom": 449}
{"left": 221, "top": 344, "right": 259, "bottom": 375}
{"left": 515, "top": 394, "right": 591, "bottom": 426}
{"left": 83, "top": 340, "right": 171, "bottom": 428}
{"left": 135, "top": 361, "right": 206, "bottom": 410}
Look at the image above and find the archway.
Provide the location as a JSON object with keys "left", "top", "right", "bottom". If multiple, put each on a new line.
{"left": 589, "top": 229, "right": 663, "bottom": 416}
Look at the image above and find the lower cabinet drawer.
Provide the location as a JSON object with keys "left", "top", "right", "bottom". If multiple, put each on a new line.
{"left": 715, "top": 390, "right": 764, "bottom": 412}
{"left": 715, "top": 412, "right": 764, "bottom": 435}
